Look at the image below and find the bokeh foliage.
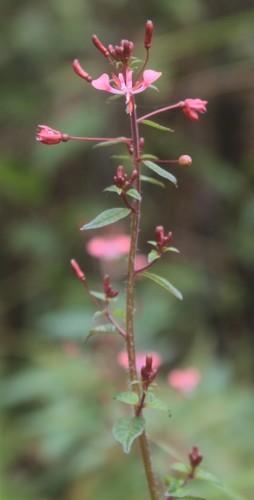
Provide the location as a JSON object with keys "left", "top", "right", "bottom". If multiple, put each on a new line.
{"left": 1, "top": 1, "right": 254, "bottom": 499}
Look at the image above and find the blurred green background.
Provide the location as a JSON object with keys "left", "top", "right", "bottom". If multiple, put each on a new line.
{"left": 1, "top": 1, "right": 254, "bottom": 499}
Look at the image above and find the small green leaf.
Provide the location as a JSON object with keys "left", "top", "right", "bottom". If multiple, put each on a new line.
{"left": 171, "top": 463, "right": 191, "bottom": 474}
{"left": 90, "top": 291, "right": 106, "bottom": 301}
{"left": 140, "top": 175, "right": 165, "bottom": 188}
{"left": 145, "top": 392, "right": 171, "bottom": 416}
{"left": 112, "top": 416, "right": 145, "bottom": 454}
{"left": 93, "top": 137, "right": 128, "bottom": 148}
{"left": 140, "top": 271, "right": 183, "bottom": 300}
{"left": 112, "top": 308, "right": 126, "bottom": 318}
{"left": 148, "top": 249, "right": 160, "bottom": 263}
{"left": 140, "top": 119, "right": 174, "bottom": 132}
{"left": 114, "top": 391, "right": 139, "bottom": 405}
{"left": 111, "top": 155, "right": 131, "bottom": 161}
{"left": 143, "top": 160, "right": 177, "bottom": 186}
{"left": 164, "top": 246, "right": 180, "bottom": 254}
{"left": 85, "top": 324, "right": 117, "bottom": 343}
{"left": 195, "top": 469, "right": 222, "bottom": 486}
{"left": 80, "top": 208, "right": 131, "bottom": 230}
{"left": 127, "top": 188, "right": 142, "bottom": 201}
{"left": 140, "top": 154, "right": 159, "bottom": 160}
{"left": 104, "top": 185, "right": 122, "bottom": 195}
{"left": 147, "top": 240, "right": 157, "bottom": 247}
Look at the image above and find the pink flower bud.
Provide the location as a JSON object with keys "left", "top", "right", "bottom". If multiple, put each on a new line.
{"left": 36, "top": 125, "right": 66, "bottom": 145}
{"left": 178, "top": 155, "right": 192, "bottom": 167}
{"left": 73, "top": 59, "right": 92, "bottom": 82}
{"left": 189, "top": 446, "right": 203, "bottom": 469}
{"left": 92, "top": 35, "right": 109, "bottom": 57}
{"left": 144, "top": 20, "right": 154, "bottom": 49}
{"left": 70, "top": 259, "right": 86, "bottom": 282}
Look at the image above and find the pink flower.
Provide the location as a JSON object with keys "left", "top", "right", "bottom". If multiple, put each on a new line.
{"left": 36, "top": 125, "right": 64, "bottom": 145}
{"left": 86, "top": 234, "right": 130, "bottom": 260}
{"left": 117, "top": 350, "right": 163, "bottom": 372}
{"left": 92, "top": 68, "right": 161, "bottom": 114}
{"left": 168, "top": 368, "right": 201, "bottom": 394}
{"left": 182, "top": 99, "right": 208, "bottom": 121}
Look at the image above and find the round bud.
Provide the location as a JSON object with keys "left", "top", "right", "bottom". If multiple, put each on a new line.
{"left": 178, "top": 155, "right": 192, "bottom": 167}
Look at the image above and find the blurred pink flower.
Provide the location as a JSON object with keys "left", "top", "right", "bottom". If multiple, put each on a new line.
{"left": 86, "top": 234, "right": 130, "bottom": 260}
{"left": 117, "top": 350, "right": 163, "bottom": 372}
{"left": 168, "top": 368, "right": 201, "bottom": 394}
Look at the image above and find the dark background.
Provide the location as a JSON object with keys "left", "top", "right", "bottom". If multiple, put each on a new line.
{"left": 1, "top": 1, "right": 254, "bottom": 499}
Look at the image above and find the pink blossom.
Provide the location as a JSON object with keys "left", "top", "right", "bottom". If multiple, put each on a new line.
{"left": 86, "top": 234, "right": 130, "bottom": 260}
{"left": 182, "top": 99, "right": 208, "bottom": 121}
{"left": 117, "top": 350, "right": 163, "bottom": 372}
{"left": 168, "top": 368, "right": 201, "bottom": 394}
{"left": 92, "top": 68, "right": 161, "bottom": 114}
{"left": 36, "top": 125, "right": 64, "bottom": 145}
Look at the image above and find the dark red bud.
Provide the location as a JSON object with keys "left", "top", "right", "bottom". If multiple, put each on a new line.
{"left": 144, "top": 20, "right": 154, "bottom": 49}
{"left": 92, "top": 35, "right": 109, "bottom": 57}
{"left": 189, "top": 446, "right": 203, "bottom": 469}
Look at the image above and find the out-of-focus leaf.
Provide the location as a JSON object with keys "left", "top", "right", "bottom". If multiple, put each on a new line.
{"left": 85, "top": 324, "right": 117, "bottom": 343}
{"left": 114, "top": 391, "right": 139, "bottom": 405}
{"left": 140, "top": 271, "right": 183, "bottom": 300}
{"left": 145, "top": 392, "right": 171, "bottom": 416}
{"left": 148, "top": 249, "right": 160, "bottom": 263}
{"left": 127, "top": 188, "right": 142, "bottom": 201}
{"left": 112, "top": 416, "right": 145, "bottom": 454}
{"left": 195, "top": 469, "right": 222, "bottom": 486}
{"left": 104, "top": 185, "right": 122, "bottom": 195}
{"left": 140, "top": 175, "right": 165, "bottom": 188}
{"left": 139, "top": 119, "right": 174, "bottom": 132}
{"left": 93, "top": 137, "right": 128, "bottom": 148}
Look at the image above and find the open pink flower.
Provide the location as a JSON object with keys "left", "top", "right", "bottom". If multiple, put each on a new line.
{"left": 182, "top": 99, "right": 208, "bottom": 121}
{"left": 117, "top": 350, "right": 163, "bottom": 372}
{"left": 92, "top": 68, "right": 161, "bottom": 114}
{"left": 168, "top": 367, "right": 201, "bottom": 394}
{"left": 86, "top": 234, "right": 130, "bottom": 260}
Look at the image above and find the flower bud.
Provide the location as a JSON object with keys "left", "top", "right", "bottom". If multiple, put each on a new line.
{"left": 36, "top": 125, "right": 66, "bottom": 145}
{"left": 178, "top": 155, "right": 192, "bottom": 167}
{"left": 71, "top": 259, "right": 86, "bottom": 282}
{"left": 144, "top": 20, "right": 154, "bottom": 49}
{"left": 189, "top": 446, "right": 203, "bottom": 469}
{"left": 92, "top": 35, "right": 109, "bottom": 57}
{"left": 73, "top": 59, "right": 92, "bottom": 82}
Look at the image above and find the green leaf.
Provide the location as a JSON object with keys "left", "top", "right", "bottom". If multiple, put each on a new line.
{"left": 195, "top": 469, "right": 222, "bottom": 486}
{"left": 80, "top": 208, "right": 131, "bottom": 230}
{"left": 104, "top": 185, "right": 122, "bottom": 195}
{"left": 93, "top": 137, "right": 128, "bottom": 148}
{"left": 140, "top": 154, "right": 159, "bottom": 160}
{"left": 140, "top": 119, "right": 174, "bottom": 132}
{"left": 85, "top": 324, "right": 117, "bottom": 343}
{"left": 140, "top": 175, "right": 165, "bottom": 188}
{"left": 171, "top": 463, "right": 190, "bottom": 474}
{"left": 127, "top": 188, "right": 142, "bottom": 201}
{"left": 164, "top": 246, "right": 180, "bottom": 254}
{"left": 112, "top": 416, "right": 145, "bottom": 454}
{"left": 140, "top": 271, "right": 183, "bottom": 300}
{"left": 148, "top": 249, "right": 160, "bottom": 264}
{"left": 114, "top": 391, "right": 139, "bottom": 405}
{"left": 145, "top": 392, "right": 171, "bottom": 416}
{"left": 111, "top": 155, "right": 131, "bottom": 161}
{"left": 112, "top": 308, "right": 126, "bottom": 318}
{"left": 90, "top": 291, "right": 106, "bottom": 301}
{"left": 143, "top": 160, "right": 177, "bottom": 186}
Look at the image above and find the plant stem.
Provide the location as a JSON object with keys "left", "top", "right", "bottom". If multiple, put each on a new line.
{"left": 125, "top": 96, "right": 159, "bottom": 500}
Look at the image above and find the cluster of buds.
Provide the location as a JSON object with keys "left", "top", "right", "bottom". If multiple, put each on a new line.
{"left": 103, "top": 275, "right": 119, "bottom": 299}
{"left": 141, "top": 355, "right": 157, "bottom": 389}
{"left": 189, "top": 446, "right": 203, "bottom": 470}
{"left": 108, "top": 39, "right": 134, "bottom": 64}
{"left": 155, "top": 226, "right": 173, "bottom": 255}
{"left": 114, "top": 166, "right": 138, "bottom": 190}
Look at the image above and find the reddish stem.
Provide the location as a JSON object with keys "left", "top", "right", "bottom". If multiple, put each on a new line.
{"left": 138, "top": 101, "right": 184, "bottom": 122}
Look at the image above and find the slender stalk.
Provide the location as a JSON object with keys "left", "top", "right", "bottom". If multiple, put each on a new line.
{"left": 125, "top": 96, "right": 159, "bottom": 500}
{"left": 137, "top": 101, "right": 184, "bottom": 122}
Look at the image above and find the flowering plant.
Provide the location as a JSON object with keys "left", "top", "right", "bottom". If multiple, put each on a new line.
{"left": 37, "top": 20, "right": 214, "bottom": 500}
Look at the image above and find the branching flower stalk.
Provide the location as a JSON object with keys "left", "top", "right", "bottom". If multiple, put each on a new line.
{"left": 37, "top": 20, "right": 207, "bottom": 500}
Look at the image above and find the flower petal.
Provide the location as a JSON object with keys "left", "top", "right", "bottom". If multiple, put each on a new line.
{"left": 92, "top": 73, "right": 111, "bottom": 91}
{"left": 142, "top": 69, "right": 162, "bottom": 88}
